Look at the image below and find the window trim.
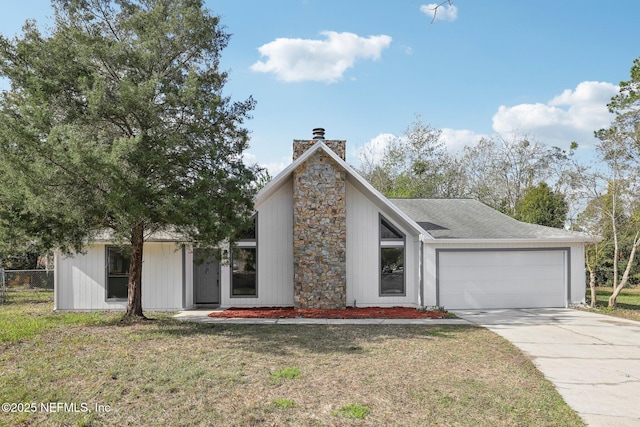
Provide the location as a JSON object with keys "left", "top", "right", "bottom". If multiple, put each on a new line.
{"left": 105, "top": 246, "right": 130, "bottom": 301}
{"left": 380, "top": 215, "right": 404, "bottom": 240}
{"left": 379, "top": 214, "right": 406, "bottom": 297}
{"left": 230, "top": 214, "right": 258, "bottom": 298}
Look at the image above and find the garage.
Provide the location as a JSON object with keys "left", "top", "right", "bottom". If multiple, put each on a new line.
{"left": 437, "top": 249, "right": 568, "bottom": 310}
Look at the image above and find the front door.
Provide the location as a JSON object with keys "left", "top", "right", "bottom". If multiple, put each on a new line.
{"left": 194, "top": 250, "right": 220, "bottom": 304}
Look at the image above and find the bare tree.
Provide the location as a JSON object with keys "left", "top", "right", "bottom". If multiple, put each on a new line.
{"left": 593, "top": 129, "right": 640, "bottom": 307}
{"left": 589, "top": 57, "right": 640, "bottom": 307}
{"left": 576, "top": 174, "right": 619, "bottom": 308}
{"left": 461, "top": 134, "right": 575, "bottom": 215}
{"left": 357, "top": 118, "right": 465, "bottom": 198}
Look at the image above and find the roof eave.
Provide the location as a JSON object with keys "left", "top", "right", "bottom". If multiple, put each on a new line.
{"left": 424, "top": 236, "right": 598, "bottom": 245}
{"left": 327, "top": 149, "right": 431, "bottom": 238}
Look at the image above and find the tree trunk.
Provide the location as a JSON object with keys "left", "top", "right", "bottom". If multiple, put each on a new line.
{"left": 611, "top": 209, "right": 619, "bottom": 292}
{"left": 586, "top": 243, "right": 599, "bottom": 308}
{"left": 608, "top": 232, "right": 640, "bottom": 308}
{"left": 126, "top": 222, "right": 145, "bottom": 318}
{"left": 586, "top": 262, "right": 597, "bottom": 308}
{"left": 608, "top": 194, "right": 619, "bottom": 307}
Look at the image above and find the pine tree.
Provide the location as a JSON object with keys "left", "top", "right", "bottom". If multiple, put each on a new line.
{"left": 0, "top": 0, "right": 258, "bottom": 317}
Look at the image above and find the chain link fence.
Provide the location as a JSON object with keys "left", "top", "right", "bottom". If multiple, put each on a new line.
{"left": 1, "top": 269, "right": 54, "bottom": 304}
{"left": 2, "top": 269, "right": 54, "bottom": 290}
{"left": 0, "top": 268, "right": 5, "bottom": 303}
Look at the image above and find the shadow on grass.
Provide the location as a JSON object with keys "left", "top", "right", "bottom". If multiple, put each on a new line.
{"left": 3, "top": 289, "right": 480, "bottom": 354}
{"left": 596, "top": 301, "right": 640, "bottom": 310}
{"left": 1, "top": 289, "right": 53, "bottom": 306}
{"left": 583, "top": 287, "right": 640, "bottom": 322}
{"left": 135, "top": 319, "right": 479, "bottom": 355}
{"left": 593, "top": 287, "right": 640, "bottom": 310}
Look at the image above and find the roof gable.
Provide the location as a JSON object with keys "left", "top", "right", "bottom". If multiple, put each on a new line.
{"left": 256, "top": 141, "right": 428, "bottom": 238}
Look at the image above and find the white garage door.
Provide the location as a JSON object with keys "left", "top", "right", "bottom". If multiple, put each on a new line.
{"left": 438, "top": 250, "right": 567, "bottom": 309}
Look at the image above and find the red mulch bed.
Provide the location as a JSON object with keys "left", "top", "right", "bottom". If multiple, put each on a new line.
{"left": 208, "top": 306, "right": 447, "bottom": 319}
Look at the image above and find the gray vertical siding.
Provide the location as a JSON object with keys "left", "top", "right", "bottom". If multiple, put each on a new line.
{"left": 220, "top": 179, "right": 294, "bottom": 307}
{"left": 346, "top": 182, "right": 418, "bottom": 307}
{"left": 56, "top": 242, "right": 185, "bottom": 311}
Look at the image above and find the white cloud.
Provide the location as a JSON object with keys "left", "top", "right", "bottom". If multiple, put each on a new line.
{"left": 351, "top": 81, "right": 616, "bottom": 170}
{"left": 243, "top": 152, "right": 291, "bottom": 177}
{"left": 261, "top": 159, "right": 290, "bottom": 177}
{"left": 492, "top": 81, "right": 618, "bottom": 148}
{"left": 352, "top": 129, "right": 485, "bottom": 168}
{"left": 354, "top": 133, "right": 395, "bottom": 166}
{"left": 420, "top": 3, "right": 458, "bottom": 22}
{"left": 250, "top": 31, "right": 392, "bottom": 83}
{"left": 439, "top": 128, "right": 487, "bottom": 151}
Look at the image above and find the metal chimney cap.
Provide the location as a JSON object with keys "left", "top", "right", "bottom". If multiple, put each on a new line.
{"left": 312, "top": 128, "right": 325, "bottom": 140}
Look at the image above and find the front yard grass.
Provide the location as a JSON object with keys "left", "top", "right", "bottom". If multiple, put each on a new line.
{"left": 586, "top": 286, "right": 640, "bottom": 322}
{"left": 0, "top": 290, "right": 584, "bottom": 426}
{"left": 0, "top": 290, "right": 123, "bottom": 343}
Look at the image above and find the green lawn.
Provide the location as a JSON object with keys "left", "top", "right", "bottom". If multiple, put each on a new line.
{"left": 0, "top": 290, "right": 122, "bottom": 343}
{"left": 586, "top": 286, "right": 640, "bottom": 322}
{"left": 0, "top": 289, "right": 585, "bottom": 426}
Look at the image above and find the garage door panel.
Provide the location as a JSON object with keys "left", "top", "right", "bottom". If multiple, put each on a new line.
{"left": 440, "top": 264, "right": 564, "bottom": 282}
{"left": 438, "top": 250, "right": 567, "bottom": 309}
{"left": 441, "top": 277, "right": 562, "bottom": 293}
{"left": 443, "top": 292, "right": 563, "bottom": 310}
{"left": 439, "top": 251, "right": 563, "bottom": 268}
{"left": 442, "top": 282, "right": 563, "bottom": 297}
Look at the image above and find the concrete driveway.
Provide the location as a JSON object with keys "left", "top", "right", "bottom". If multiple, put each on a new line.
{"left": 453, "top": 308, "right": 640, "bottom": 427}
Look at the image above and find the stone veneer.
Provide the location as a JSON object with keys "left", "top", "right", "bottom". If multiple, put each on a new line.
{"left": 292, "top": 138, "right": 347, "bottom": 309}
{"left": 292, "top": 139, "right": 346, "bottom": 162}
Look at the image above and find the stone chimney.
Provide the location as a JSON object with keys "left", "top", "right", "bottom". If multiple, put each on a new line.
{"left": 292, "top": 128, "right": 347, "bottom": 309}
{"left": 292, "top": 128, "right": 346, "bottom": 161}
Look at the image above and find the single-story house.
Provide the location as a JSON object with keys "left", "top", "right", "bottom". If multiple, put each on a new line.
{"left": 54, "top": 129, "right": 594, "bottom": 311}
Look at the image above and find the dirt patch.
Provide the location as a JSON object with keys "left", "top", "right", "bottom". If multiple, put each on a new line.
{"left": 208, "top": 306, "right": 448, "bottom": 319}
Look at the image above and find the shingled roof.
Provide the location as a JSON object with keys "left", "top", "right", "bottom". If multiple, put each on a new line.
{"left": 390, "top": 198, "right": 592, "bottom": 241}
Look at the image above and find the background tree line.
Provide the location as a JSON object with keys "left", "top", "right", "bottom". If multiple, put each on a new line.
{"left": 357, "top": 119, "right": 574, "bottom": 228}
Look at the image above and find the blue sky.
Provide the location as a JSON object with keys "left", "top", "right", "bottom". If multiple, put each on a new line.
{"left": 2, "top": 1, "right": 640, "bottom": 174}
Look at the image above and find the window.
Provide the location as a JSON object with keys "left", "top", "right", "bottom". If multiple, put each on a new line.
{"left": 380, "top": 216, "right": 404, "bottom": 239}
{"left": 107, "top": 246, "right": 130, "bottom": 299}
{"left": 231, "top": 247, "right": 257, "bottom": 296}
{"left": 235, "top": 214, "right": 256, "bottom": 241}
{"left": 231, "top": 215, "right": 257, "bottom": 297}
{"left": 380, "top": 215, "right": 405, "bottom": 296}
